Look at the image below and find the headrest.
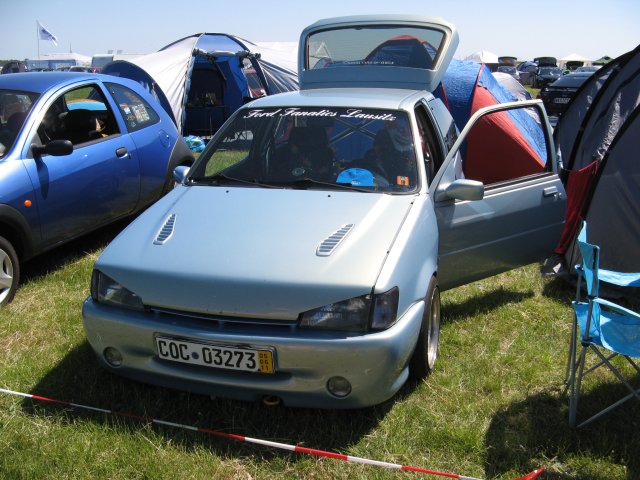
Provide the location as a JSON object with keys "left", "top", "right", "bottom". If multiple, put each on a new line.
{"left": 63, "top": 109, "right": 96, "bottom": 131}
{"left": 289, "top": 126, "right": 328, "bottom": 148}
{"left": 7, "top": 111, "right": 27, "bottom": 132}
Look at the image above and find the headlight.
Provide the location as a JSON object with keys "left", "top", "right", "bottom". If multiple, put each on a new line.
{"left": 91, "top": 270, "right": 144, "bottom": 311}
{"left": 299, "top": 287, "right": 398, "bottom": 332}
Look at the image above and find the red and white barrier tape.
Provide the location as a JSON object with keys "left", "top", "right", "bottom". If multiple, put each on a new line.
{"left": 0, "top": 387, "right": 543, "bottom": 479}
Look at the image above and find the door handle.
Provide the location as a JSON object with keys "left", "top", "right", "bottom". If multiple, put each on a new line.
{"left": 116, "top": 147, "right": 129, "bottom": 158}
{"left": 543, "top": 186, "right": 559, "bottom": 197}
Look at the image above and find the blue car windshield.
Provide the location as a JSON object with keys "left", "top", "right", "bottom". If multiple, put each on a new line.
{"left": 190, "top": 106, "right": 419, "bottom": 193}
{"left": 0, "top": 89, "right": 39, "bottom": 157}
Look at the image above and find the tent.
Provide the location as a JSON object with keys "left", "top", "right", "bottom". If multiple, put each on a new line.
{"left": 464, "top": 50, "right": 500, "bottom": 71}
{"left": 593, "top": 55, "right": 613, "bottom": 65}
{"left": 560, "top": 53, "right": 591, "bottom": 70}
{"left": 436, "top": 59, "right": 547, "bottom": 184}
{"left": 102, "top": 33, "right": 298, "bottom": 136}
{"left": 493, "top": 72, "right": 532, "bottom": 101}
{"left": 464, "top": 50, "right": 499, "bottom": 64}
{"left": 552, "top": 44, "right": 640, "bottom": 277}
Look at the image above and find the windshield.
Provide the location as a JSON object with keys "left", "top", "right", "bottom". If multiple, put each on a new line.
{"left": 539, "top": 68, "right": 562, "bottom": 75}
{"left": 189, "top": 106, "right": 418, "bottom": 193}
{"left": 0, "top": 89, "right": 39, "bottom": 157}
{"left": 552, "top": 74, "right": 591, "bottom": 88}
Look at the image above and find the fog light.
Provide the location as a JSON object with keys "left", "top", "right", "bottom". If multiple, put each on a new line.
{"left": 104, "top": 347, "right": 123, "bottom": 367}
{"left": 327, "top": 376, "right": 352, "bottom": 398}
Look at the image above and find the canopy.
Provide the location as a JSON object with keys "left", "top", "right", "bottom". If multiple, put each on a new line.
{"left": 103, "top": 33, "right": 298, "bottom": 136}
{"left": 560, "top": 53, "right": 591, "bottom": 62}
{"left": 464, "top": 50, "right": 499, "bottom": 64}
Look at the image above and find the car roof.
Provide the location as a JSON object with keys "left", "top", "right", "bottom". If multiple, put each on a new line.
{"left": 0, "top": 72, "right": 105, "bottom": 93}
{"left": 564, "top": 72, "right": 593, "bottom": 79}
{"left": 246, "top": 88, "right": 429, "bottom": 111}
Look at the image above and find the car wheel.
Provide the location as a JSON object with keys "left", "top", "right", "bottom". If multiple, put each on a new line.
{"left": 0, "top": 236, "right": 19, "bottom": 306}
{"left": 409, "top": 276, "right": 441, "bottom": 380}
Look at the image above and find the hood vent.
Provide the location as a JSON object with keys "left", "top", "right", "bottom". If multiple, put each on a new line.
{"left": 154, "top": 214, "right": 176, "bottom": 245}
{"left": 316, "top": 223, "right": 354, "bottom": 257}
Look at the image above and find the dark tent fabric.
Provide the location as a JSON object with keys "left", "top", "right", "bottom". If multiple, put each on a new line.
{"left": 103, "top": 33, "right": 298, "bottom": 136}
{"left": 101, "top": 60, "right": 175, "bottom": 124}
{"left": 436, "top": 60, "right": 547, "bottom": 184}
{"left": 552, "top": 44, "right": 640, "bottom": 276}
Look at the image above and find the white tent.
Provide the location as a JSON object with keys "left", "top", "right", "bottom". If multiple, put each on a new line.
{"left": 102, "top": 34, "right": 298, "bottom": 136}
{"left": 464, "top": 50, "right": 499, "bottom": 64}
{"left": 560, "top": 53, "right": 591, "bottom": 67}
{"left": 492, "top": 72, "right": 532, "bottom": 101}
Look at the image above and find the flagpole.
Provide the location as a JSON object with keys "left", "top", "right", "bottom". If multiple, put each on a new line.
{"left": 36, "top": 21, "right": 40, "bottom": 60}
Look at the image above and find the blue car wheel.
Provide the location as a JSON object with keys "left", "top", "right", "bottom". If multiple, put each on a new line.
{"left": 0, "top": 236, "right": 19, "bottom": 306}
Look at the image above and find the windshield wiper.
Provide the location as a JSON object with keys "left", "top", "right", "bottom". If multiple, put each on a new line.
{"left": 188, "top": 173, "right": 277, "bottom": 188}
{"left": 291, "top": 177, "right": 372, "bottom": 192}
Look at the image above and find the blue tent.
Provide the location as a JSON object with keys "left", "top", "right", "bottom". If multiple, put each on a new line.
{"left": 434, "top": 59, "right": 547, "bottom": 184}
{"left": 103, "top": 33, "right": 298, "bottom": 137}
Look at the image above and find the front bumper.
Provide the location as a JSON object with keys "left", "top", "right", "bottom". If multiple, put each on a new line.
{"left": 82, "top": 298, "right": 424, "bottom": 408}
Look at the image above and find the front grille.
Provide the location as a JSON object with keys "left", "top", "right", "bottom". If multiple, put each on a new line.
{"left": 152, "top": 306, "right": 298, "bottom": 332}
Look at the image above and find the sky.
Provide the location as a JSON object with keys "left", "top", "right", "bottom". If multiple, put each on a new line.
{"left": 1, "top": 0, "right": 638, "bottom": 62}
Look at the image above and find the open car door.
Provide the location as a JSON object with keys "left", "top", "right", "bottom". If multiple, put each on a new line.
{"left": 431, "top": 100, "right": 567, "bottom": 290}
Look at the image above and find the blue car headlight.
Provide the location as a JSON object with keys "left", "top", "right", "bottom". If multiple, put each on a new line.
{"left": 299, "top": 287, "right": 398, "bottom": 332}
{"left": 91, "top": 270, "right": 144, "bottom": 311}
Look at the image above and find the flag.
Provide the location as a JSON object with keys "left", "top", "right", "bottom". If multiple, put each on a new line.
{"left": 37, "top": 21, "right": 58, "bottom": 46}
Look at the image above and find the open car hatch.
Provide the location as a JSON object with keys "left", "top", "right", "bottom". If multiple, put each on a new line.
{"left": 298, "top": 15, "right": 459, "bottom": 92}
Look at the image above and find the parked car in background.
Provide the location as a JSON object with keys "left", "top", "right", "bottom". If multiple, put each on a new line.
{"left": 496, "top": 65, "right": 520, "bottom": 81}
{"left": 575, "top": 65, "right": 600, "bottom": 73}
{"left": 537, "top": 71, "right": 594, "bottom": 117}
{"left": 532, "top": 66, "right": 563, "bottom": 88}
{"left": 0, "top": 72, "right": 194, "bottom": 305}
{"left": 83, "top": 15, "right": 566, "bottom": 409}
{"left": 69, "top": 66, "right": 99, "bottom": 73}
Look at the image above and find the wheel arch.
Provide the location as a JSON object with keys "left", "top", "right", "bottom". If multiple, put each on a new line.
{"left": 0, "top": 204, "right": 37, "bottom": 261}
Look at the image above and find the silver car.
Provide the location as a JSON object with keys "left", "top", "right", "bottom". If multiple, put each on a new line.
{"left": 83, "top": 16, "right": 566, "bottom": 408}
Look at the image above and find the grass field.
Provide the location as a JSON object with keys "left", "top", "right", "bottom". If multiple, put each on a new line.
{"left": 1, "top": 219, "right": 638, "bottom": 479}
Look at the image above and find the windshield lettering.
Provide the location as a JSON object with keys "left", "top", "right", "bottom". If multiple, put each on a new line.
{"left": 193, "top": 107, "right": 418, "bottom": 193}
{"left": 340, "top": 109, "right": 397, "bottom": 121}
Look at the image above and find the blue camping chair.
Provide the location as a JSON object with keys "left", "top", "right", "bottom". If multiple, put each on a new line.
{"left": 566, "top": 221, "right": 640, "bottom": 428}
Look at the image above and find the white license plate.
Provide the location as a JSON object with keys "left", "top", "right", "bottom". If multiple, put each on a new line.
{"left": 554, "top": 97, "right": 571, "bottom": 104}
{"left": 156, "top": 337, "right": 274, "bottom": 373}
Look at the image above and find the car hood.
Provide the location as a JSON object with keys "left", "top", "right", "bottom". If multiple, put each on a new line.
{"left": 97, "top": 186, "right": 416, "bottom": 320}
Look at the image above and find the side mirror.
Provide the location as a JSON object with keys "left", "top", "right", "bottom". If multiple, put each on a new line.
{"left": 31, "top": 140, "right": 73, "bottom": 157}
{"left": 439, "top": 179, "right": 484, "bottom": 201}
{"left": 173, "top": 165, "right": 190, "bottom": 185}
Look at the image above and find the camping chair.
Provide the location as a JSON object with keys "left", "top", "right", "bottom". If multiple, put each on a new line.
{"left": 565, "top": 221, "right": 640, "bottom": 428}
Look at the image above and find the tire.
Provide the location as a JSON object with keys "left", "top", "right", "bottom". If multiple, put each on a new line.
{"left": 409, "top": 276, "right": 441, "bottom": 380}
{"left": 0, "top": 236, "right": 19, "bottom": 306}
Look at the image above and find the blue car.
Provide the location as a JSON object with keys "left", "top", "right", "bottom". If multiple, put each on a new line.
{"left": 0, "top": 72, "right": 194, "bottom": 305}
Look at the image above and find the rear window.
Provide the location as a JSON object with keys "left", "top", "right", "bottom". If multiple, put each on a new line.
{"left": 306, "top": 26, "right": 445, "bottom": 70}
{"left": 0, "top": 89, "right": 39, "bottom": 157}
{"left": 105, "top": 82, "right": 160, "bottom": 132}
